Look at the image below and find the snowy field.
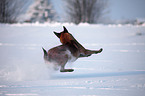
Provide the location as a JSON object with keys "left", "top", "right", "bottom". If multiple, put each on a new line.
{"left": 0, "top": 23, "right": 145, "bottom": 96}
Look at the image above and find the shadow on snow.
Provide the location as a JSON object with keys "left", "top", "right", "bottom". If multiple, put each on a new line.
{"left": 53, "top": 70, "right": 145, "bottom": 79}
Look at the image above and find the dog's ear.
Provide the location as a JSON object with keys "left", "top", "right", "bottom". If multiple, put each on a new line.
{"left": 54, "top": 31, "right": 61, "bottom": 38}
{"left": 63, "top": 26, "right": 68, "bottom": 33}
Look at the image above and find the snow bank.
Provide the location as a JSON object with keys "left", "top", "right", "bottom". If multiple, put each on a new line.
{"left": 0, "top": 23, "right": 145, "bottom": 96}
{"left": 1, "top": 22, "right": 145, "bottom": 27}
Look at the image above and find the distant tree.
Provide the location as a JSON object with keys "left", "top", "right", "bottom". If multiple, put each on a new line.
{"left": 26, "top": 0, "right": 57, "bottom": 23}
{"left": 65, "top": 0, "right": 107, "bottom": 24}
{"left": 0, "top": 0, "right": 27, "bottom": 23}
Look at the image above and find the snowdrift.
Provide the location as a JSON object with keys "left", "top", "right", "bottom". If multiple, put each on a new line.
{"left": 0, "top": 23, "right": 145, "bottom": 96}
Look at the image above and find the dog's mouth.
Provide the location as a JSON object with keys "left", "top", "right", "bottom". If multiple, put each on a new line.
{"left": 54, "top": 32, "right": 61, "bottom": 38}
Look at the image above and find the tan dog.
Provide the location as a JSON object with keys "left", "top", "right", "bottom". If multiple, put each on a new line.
{"left": 42, "top": 26, "right": 103, "bottom": 72}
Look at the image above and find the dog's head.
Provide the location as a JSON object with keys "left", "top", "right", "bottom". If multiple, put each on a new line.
{"left": 54, "top": 26, "right": 75, "bottom": 45}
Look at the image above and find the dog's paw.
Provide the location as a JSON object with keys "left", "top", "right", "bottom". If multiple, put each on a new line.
{"left": 95, "top": 48, "right": 103, "bottom": 54}
{"left": 99, "top": 48, "right": 103, "bottom": 53}
{"left": 60, "top": 69, "right": 74, "bottom": 72}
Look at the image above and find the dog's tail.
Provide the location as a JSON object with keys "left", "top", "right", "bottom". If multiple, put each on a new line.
{"left": 42, "top": 47, "right": 48, "bottom": 61}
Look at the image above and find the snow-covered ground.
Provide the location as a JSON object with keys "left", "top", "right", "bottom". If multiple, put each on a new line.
{"left": 0, "top": 23, "right": 145, "bottom": 96}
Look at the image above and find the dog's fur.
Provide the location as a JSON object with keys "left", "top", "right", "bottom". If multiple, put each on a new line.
{"left": 42, "top": 26, "right": 103, "bottom": 72}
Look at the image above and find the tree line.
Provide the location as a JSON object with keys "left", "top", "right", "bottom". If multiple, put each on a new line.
{"left": 0, "top": 0, "right": 107, "bottom": 24}
{"left": 0, "top": 0, "right": 27, "bottom": 23}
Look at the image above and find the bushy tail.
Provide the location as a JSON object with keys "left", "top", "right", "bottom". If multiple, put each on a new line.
{"left": 42, "top": 47, "right": 48, "bottom": 61}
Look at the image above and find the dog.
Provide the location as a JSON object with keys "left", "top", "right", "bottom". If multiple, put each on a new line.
{"left": 42, "top": 26, "right": 103, "bottom": 72}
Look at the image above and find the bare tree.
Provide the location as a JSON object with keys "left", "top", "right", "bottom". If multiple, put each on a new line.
{"left": 65, "top": 0, "right": 107, "bottom": 24}
{"left": 0, "top": 0, "right": 27, "bottom": 23}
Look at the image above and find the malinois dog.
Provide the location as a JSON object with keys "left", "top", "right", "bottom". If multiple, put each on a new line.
{"left": 42, "top": 26, "right": 103, "bottom": 72}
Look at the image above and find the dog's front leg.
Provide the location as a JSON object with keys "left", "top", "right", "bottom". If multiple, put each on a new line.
{"left": 91, "top": 48, "right": 103, "bottom": 54}
{"left": 79, "top": 48, "right": 103, "bottom": 57}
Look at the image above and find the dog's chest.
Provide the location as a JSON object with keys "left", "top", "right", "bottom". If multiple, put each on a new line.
{"left": 65, "top": 50, "right": 78, "bottom": 62}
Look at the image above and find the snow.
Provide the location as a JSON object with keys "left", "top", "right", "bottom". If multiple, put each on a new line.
{"left": 0, "top": 23, "right": 145, "bottom": 96}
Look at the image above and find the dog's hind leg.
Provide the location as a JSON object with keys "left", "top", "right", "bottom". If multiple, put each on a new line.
{"left": 58, "top": 54, "right": 74, "bottom": 72}
{"left": 60, "top": 63, "right": 74, "bottom": 72}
